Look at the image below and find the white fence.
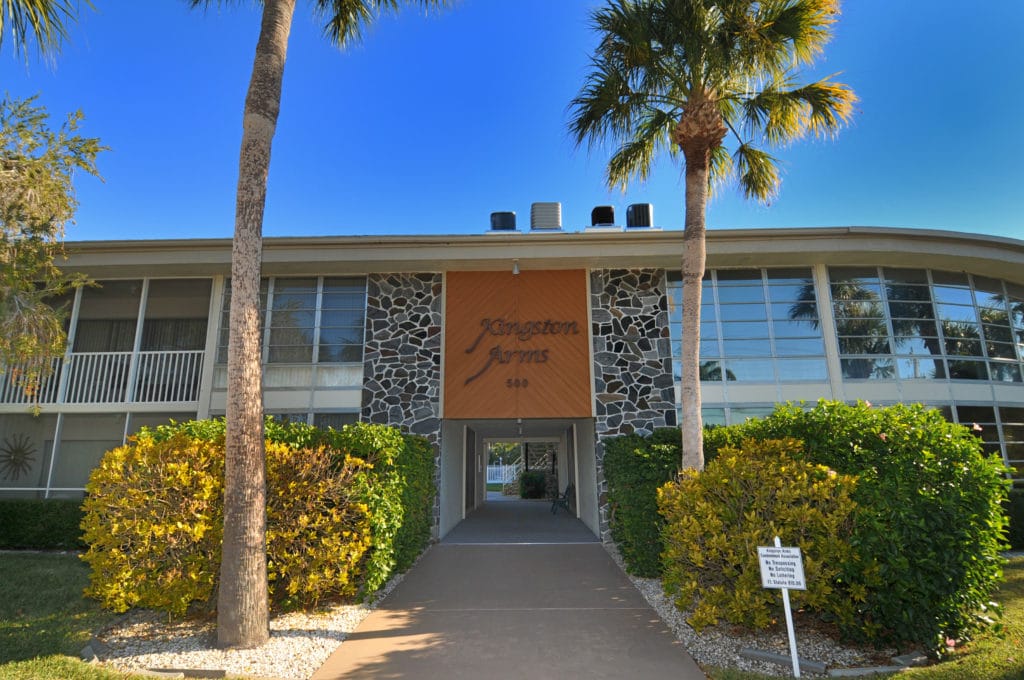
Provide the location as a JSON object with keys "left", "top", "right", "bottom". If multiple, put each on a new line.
{"left": 487, "top": 460, "right": 523, "bottom": 484}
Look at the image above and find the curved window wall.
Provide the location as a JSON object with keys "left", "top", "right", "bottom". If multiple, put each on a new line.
{"left": 828, "top": 267, "right": 1024, "bottom": 383}
{"left": 667, "top": 268, "right": 826, "bottom": 383}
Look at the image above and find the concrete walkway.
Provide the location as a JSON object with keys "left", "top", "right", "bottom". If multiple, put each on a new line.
{"left": 311, "top": 501, "right": 707, "bottom": 679}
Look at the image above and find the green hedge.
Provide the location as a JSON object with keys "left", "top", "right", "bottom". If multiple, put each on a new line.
{"left": 602, "top": 427, "right": 679, "bottom": 577}
{"left": 1008, "top": 489, "right": 1024, "bottom": 550}
{"left": 0, "top": 499, "right": 84, "bottom": 550}
{"left": 394, "top": 434, "right": 436, "bottom": 572}
{"left": 604, "top": 401, "right": 1010, "bottom": 649}
{"left": 709, "top": 401, "right": 1010, "bottom": 648}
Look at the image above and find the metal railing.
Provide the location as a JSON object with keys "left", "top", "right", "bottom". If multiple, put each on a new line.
{"left": 0, "top": 350, "right": 204, "bottom": 405}
{"left": 487, "top": 460, "right": 524, "bottom": 485}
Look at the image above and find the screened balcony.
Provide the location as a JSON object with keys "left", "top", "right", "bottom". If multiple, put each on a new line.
{"left": 0, "top": 279, "right": 212, "bottom": 406}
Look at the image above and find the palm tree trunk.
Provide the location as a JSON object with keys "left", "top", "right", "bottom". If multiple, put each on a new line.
{"left": 218, "top": 0, "right": 296, "bottom": 649}
{"left": 679, "top": 146, "right": 709, "bottom": 470}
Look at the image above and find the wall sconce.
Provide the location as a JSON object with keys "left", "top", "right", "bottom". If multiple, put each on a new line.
{"left": 512, "top": 259, "right": 520, "bottom": 275}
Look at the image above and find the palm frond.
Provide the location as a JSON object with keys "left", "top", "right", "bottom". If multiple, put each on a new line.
{"left": 733, "top": 142, "right": 780, "bottom": 202}
{"left": 605, "top": 107, "right": 675, "bottom": 191}
{"left": 708, "top": 143, "right": 734, "bottom": 198}
{"left": 795, "top": 76, "right": 857, "bottom": 138}
{"left": 0, "top": 0, "right": 79, "bottom": 57}
{"left": 741, "top": 74, "right": 855, "bottom": 145}
{"left": 313, "top": 0, "right": 448, "bottom": 48}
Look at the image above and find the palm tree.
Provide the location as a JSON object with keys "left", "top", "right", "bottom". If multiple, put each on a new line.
{"left": 0, "top": 0, "right": 81, "bottom": 58}
{"left": 569, "top": 0, "right": 855, "bottom": 469}
{"left": 185, "top": 0, "right": 447, "bottom": 649}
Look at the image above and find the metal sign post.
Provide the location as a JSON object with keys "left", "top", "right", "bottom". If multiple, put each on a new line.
{"left": 757, "top": 536, "right": 807, "bottom": 678}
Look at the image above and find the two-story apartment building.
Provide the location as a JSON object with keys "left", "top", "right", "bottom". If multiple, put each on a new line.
{"left": 2, "top": 217, "right": 1022, "bottom": 540}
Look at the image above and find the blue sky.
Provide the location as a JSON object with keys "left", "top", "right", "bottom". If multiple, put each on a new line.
{"left": 3, "top": 1, "right": 1023, "bottom": 242}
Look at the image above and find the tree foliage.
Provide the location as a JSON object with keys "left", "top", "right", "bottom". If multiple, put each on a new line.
{"left": 0, "top": 95, "right": 102, "bottom": 397}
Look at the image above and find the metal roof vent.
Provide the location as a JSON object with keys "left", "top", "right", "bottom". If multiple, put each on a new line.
{"left": 590, "top": 205, "right": 615, "bottom": 226}
{"left": 626, "top": 203, "right": 654, "bottom": 228}
{"left": 530, "top": 202, "right": 562, "bottom": 231}
{"left": 490, "top": 211, "right": 517, "bottom": 232}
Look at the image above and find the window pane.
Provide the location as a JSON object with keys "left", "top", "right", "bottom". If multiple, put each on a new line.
{"left": 947, "top": 360, "right": 988, "bottom": 380}
{"left": 943, "top": 337, "right": 981, "bottom": 356}
{"left": 773, "top": 319, "right": 821, "bottom": 336}
{"left": 775, "top": 337, "right": 824, "bottom": 355}
{"left": 716, "top": 286, "right": 765, "bottom": 304}
{"left": 931, "top": 271, "right": 969, "bottom": 287}
{"left": 882, "top": 268, "right": 929, "bottom": 285}
{"left": 1000, "top": 407, "right": 1024, "bottom": 423}
{"left": 841, "top": 358, "right": 895, "bottom": 380}
{"left": 777, "top": 359, "right": 827, "bottom": 380}
{"left": 723, "top": 339, "right": 772, "bottom": 357}
{"left": 764, "top": 269, "right": 813, "bottom": 284}
{"left": 888, "top": 301, "right": 935, "bottom": 318}
{"left": 896, "top": 357, "right": 940, "bottom": 379}
{"left": 829, "top": 267, "right": 880, "bottom": 284}
{"left": 833, "top": 300, "right": 885, "bottom": 319}
{"left": 988, "top": 362, "right": 1022, "bottom": 382}
{"left": 986, "top": 341, "right": 1018, "bottom": 359}
{"left": 891, "top": 319, "right": 937, "bottom": 337}
{"left": 892, "top": 336, "right": 940, "bottom": 355}
{"left": 699, "top": 340, "right": 720, "bottom": 357}
{"left": 957, "top": 405, "right": 995, "bottom": 423}
{"left": 268, "top": 345, "right": 313, "bottom": 363}
{"left": 699, "top": 360, "right": 728, "bottom": 381}
{"left": 722, "top": 359, "right": 775, "bottom": 381}
{"left": 719, "top": 303, "right": 767, "bottom": 321}
{"left": 716, "top": 269, "right": 762, "bottom": 285}
{"left": 772, "top": 302, "right": 815, "bottom": 320}
{"left": 936, "top": 304, "right": 977, "bottom": 323}
{"left": 838, "top": 336, "right": 892, "bottom": 354}
{"left": 933, "top": 286, "right": 973, "bottom": 306}
{"left": 313, "top": 412, "right": 358, "bottom": 430}
{"left": 720, "top": 321, "right": 770, "bottom": 338}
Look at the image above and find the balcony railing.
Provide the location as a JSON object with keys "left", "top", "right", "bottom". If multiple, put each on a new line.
{"left": 0, "top": 350, "right": 205, "bottom": 405}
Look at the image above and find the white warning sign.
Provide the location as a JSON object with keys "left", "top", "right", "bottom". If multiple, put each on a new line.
{"left": 757, "top": 545, "right": 807, "bottom": 590}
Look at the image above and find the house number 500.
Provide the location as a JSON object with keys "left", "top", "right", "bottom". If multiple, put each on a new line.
{"left": 506, "top": 378, "right": 529, "bottom": 388}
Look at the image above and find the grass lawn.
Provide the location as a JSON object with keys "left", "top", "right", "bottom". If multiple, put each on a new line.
{"left": 705, "top": 555, "right": 1024, "bottom": 680}
{"left": 0, "top": 552, "right": 133, "bottom": 680}
{"left": 486, "top": 482, "right": 504, "bottom": 492}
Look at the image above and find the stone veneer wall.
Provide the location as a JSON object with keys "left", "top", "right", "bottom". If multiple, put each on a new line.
{"left": 590, "top": 268, "right": 676, "bottom": 540}
{"left": 362, "top": 273, "right": 444, "bottom": 529}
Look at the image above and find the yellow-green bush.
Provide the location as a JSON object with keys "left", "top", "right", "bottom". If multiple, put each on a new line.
{"left": 659, "top": 438, "right": 858, "bottom": 632}
{"left": 80, "top": 429, "right": 371, "bottom": 617}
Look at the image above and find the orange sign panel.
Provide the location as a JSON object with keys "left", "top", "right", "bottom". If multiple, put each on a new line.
{"left": 444, "top": 270, "right": 592, "bottom": 419}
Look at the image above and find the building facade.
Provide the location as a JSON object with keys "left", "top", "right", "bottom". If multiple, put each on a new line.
{"left": 1, "top": 225, "right": 1021, "bottom": 540}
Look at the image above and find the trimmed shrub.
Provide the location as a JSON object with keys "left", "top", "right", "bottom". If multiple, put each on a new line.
{"left": 0, "top": 499, "right": 85, "bottom": 550}
{"left": 146, "top": 418, "right": 431, "bottom": 596}
{"left": 1008, "top": 489, "right": 1024, "bottom": 550}
{"left": 519, "top": 470, "right": 547, "bottom": 498}
{"left": 394, "top": 434, "right": 436, "bottom": 572}
{"left": 724, "top": 401, "right": 1010, "bottom": 647}
{"left": 602, "top": 427, "right": 680, "bottom": 576}
{"left": 80, "top": 429, "right": 371, "bottom": 616}
{"left": 660, "top": 438, "right": 858, "bottom": 631}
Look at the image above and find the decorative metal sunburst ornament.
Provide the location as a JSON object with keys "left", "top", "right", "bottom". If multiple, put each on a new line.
{"left": 0, "top": 433, "right": 36, "bottom": 481}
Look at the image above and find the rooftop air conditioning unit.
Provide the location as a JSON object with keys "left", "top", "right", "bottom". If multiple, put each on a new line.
{"left": 591, "top": 205, "right": 615, "bottom": 227}
{"left": 626, "top": 203, "right": 654, "bottom": 228}
{"left": 490, "top": 211, "right": 517, "bottom": 232}
{"left": 530, "top": 202, "right": 562, "bottom": 231}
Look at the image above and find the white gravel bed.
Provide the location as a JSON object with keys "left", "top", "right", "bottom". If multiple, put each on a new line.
{"left": 603, "top": 543, "right": 899, "bottom": 677}
{"left": 93, "top": 556, "right": 412, "bottom": 680}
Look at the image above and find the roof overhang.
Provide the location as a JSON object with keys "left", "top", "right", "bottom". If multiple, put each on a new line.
{"left": 60, "top": 226, "right": 1024, "bottom": 284}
